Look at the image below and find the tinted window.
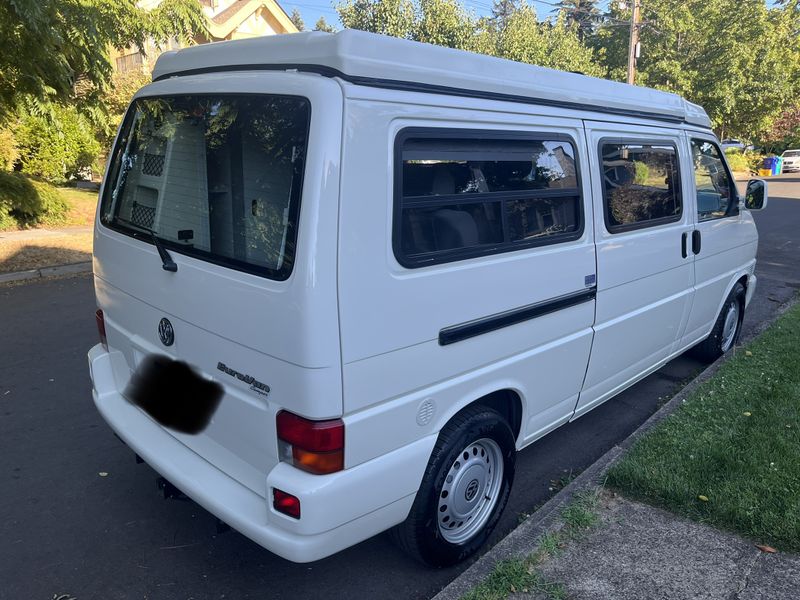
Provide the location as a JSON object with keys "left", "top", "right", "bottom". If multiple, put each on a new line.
{"left": 691, "top": 139, "right": 738, "bottom": 221}
{"left": 601, "top": 142, "right": 681, "bottom": 232}
{"left": 397, "top": 133, "right": 582, "bottom": 266}
{"left": 101, "top": 94, "right": 310, "bottom": 280}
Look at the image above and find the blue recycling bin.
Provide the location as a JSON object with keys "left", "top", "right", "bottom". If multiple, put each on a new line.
{"left": 772, "top": 157, "right": 783, "bottom": 176}
{"left": 763, "top": 157, "right": 778, "bottom": 174}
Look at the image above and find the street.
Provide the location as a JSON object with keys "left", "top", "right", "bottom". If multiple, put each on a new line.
{"left": 1, "top": 174, "right": 798, "bottom": 600}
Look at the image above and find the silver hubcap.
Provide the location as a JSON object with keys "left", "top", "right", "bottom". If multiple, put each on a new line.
{"left": 721, "top": 301, "right": 740, "bottom": 352}
{"left": 437, "top": 438, "right": 504, "bottom": 544}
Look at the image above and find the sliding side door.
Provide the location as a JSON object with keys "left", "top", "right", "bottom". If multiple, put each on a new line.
{"left": 574, "top": 121, "right": 695, "bottom": 418}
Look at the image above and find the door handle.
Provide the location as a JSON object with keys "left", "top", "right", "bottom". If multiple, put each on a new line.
{"left": 692, "top": 230, "right": 702, "bottom": 255}
{"left": 681, "top": 232, "right": 688, "bottom": 258}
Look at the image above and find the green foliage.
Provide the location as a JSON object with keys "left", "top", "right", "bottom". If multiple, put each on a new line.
{"left": 0, "top": 0, "right": 206, "bottom": 124}
{"left": 592, "top": 0, "right": 800, "bottom": 141}
{"left": 0, "top": 128, "right": 18, "bottom": 171}
{"left": 495, "top": 8, "right": 603, "bottom": 76}
{"left": 290, "top": 8, "right": 305, "bottom": 31}
{"left": 553, "top": 0, "right": 601, "bottom": 41}
{"left": 0, "top": 171, "right": 69, "bottom": 229}
{"left": 632, "top": 161, "right": 650, "bottom": 184}
{"left": 314, "top": 16, "right": 337, "bottom": 32}
{"left": 15, "top": 105, "right": 101, "bottom": 183}
{"left": 415, "top": 0, "right": 477, "bottom": 50}
{"left": 337, "top": 0, "right": 417, "bottom": 38}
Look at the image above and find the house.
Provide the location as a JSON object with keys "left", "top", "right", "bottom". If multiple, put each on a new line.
{"left": 114, "top": 0, "right": 298, "bottom": 73}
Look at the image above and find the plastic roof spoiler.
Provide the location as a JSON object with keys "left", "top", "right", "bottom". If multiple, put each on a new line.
{"left": 152, "top": 30, "right": 713, "bottom": 130}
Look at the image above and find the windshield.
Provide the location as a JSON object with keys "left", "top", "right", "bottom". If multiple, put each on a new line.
{"left": 784, "top": 150, "right": 800, "bottom": 157}
{"left": 100, "top": 94, "right": 310, "bottom": 280}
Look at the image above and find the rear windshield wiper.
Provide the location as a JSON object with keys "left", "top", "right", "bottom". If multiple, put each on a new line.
{"left": 113, "top": 216, "right": 178, "bottom": 272}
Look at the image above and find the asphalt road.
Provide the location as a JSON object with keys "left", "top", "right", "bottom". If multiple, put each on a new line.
{"left": 2, "top": 174, "right": 799, "bottom": 600}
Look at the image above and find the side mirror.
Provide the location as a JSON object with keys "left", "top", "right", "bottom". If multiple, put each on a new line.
{"left": 745, "top": 179, "right": 768, "bottom": 211}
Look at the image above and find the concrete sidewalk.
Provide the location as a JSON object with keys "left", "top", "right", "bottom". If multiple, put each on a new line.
{"left": 526, "top": 492, "right": 800, "bottom": 600}
{"left": 0, "top": 225, "right": 92, "bottom": 240}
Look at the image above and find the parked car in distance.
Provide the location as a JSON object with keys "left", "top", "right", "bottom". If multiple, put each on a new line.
{"left": 721, "top": 139, "right": 746, "bottom": 151}
{"left": 88, "top": 30, "right": 769, "bottom": 568}
{"left": 781, "top": 149, "right": 800, "bottom": 172}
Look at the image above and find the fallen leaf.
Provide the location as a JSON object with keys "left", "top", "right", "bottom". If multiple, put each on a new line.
{"left": 698, "top": 495, "right": 709, "bottom": 502}
{"left": 743, "top": 412, "right": 752, "bottom": 417}
{"left": 745, "top": 351, "right": 753, "bottom": 356}
{"left": 98, "top": 472, "right": 108, "bottom": 477}
{"left": 755, "top": 544, "right": 777, "bottom": 554}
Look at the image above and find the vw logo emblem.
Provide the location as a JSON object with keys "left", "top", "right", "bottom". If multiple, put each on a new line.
{"left": 158, "top": 318, "right": 174, "bottom": 346}
{"left": 465, "top": 478, "right": 480, "bottom": 502}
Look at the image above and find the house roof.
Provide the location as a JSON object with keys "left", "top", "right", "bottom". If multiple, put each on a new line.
{"left": 205, "top": 0, "right": 297, "bottom": 38}
{"left": 152, "top": 30, "right": 711, "bottom": 128}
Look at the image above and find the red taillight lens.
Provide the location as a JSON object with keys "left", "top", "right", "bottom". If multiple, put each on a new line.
{"left": 273, "top": 488, "right": 301, "bottom": 519}
{"left": 276, "top": 411, "right": 344, "bottom": 475}
{"left": 95, "top": 309, "right": 108, "bottom": 351}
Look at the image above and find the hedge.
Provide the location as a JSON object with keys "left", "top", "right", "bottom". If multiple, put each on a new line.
{"left": 0, "top": 171, "right": 69, "bottom": 229}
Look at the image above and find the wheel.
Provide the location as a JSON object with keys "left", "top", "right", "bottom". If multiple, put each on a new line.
{"left": 693, "top": 282, "right": 745, "bottom": 363}
{"left": 391, "top": 404, "right": 516, "bottom": 567}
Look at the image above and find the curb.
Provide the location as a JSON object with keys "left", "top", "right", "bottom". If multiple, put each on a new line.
{"left": 433, "top": 293, "right": 800, "bottom": 600}
{"left": 0, "top": 261, "right": 92, "bottom": 284}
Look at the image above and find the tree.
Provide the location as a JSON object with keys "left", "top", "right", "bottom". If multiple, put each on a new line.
{"left": 490, "top": 0, "right": 523, "bottom": 31}
{"left": 415, "top": 0, "right": 477, "bottom": 51}
{"left": 337, "top": 0, "right": 416, "bottom": 38}
{"left": 290, "top": 7, "right": 305, "bottom": 31}
{"left": 314, "top": 16, "right": 337, "bottom": 32}
{"left": 591, "top": 0, "right": 800, "bottom": 140}
{"left": 0, "top": 0, "right": 206, "bottom": 124}
{"left": 494, "top": 4, "right": 603, "bottom": 76}
{"left": 554, "top": 0, "right": 601, "bottom": 41}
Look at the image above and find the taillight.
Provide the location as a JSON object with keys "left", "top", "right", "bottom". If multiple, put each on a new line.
{"left": 276, "top": 411, "right": 344, "bottom": 475}
{"left": 273, "top": 488, "right": 301, "bottom": 519}
{"left": 95, "top": 309, "right": 108, "bottom": 351}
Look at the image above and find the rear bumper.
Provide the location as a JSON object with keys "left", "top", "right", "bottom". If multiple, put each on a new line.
{"left": 88, "top": 345, "right": 434, "bottom": 562}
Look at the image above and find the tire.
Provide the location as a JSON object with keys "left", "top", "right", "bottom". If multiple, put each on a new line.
{"left": 692, "top": 282, "right": 745, "bottom": 363}
{"left": 391, "top": 404, "right": 516, "bottom": 567}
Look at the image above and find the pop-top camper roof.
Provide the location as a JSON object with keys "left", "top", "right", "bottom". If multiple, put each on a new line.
{"left": 152, "top": 30, "right": 712, "bottom": 129}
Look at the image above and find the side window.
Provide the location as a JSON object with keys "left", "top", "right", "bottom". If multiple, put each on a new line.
{"left": 691, "top": 139, "right": 739, "bottom": 221}
{"left": 395, "top": 131, "right": 583, "bottom": 267}
{"left": 600, "top": 141, "right": 682, "bottom": 233}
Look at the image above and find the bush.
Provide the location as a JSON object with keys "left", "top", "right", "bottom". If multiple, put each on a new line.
{"left": 0, "top": 171, "right": 69, "bottom": 229}
{"left": 724, "top": 148, "right": 763, "bottom": 174}
{"left": 15, "top": 104, "right": 101, "bottom": 183}
{"left": 0, "top": 127, "right": 18, "bottom": 170}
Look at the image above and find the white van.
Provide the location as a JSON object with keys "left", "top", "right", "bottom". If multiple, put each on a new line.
{"left": 88, "top": 30, "right": 768, "bottom": 566}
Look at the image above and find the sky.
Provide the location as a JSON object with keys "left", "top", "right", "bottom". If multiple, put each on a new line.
{"left": 287, "top": 0, "right": 614, "bottom": 31}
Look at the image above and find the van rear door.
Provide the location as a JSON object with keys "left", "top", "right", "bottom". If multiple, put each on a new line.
{"left": 93, "top": 72, "right": 344, "bottom": 496}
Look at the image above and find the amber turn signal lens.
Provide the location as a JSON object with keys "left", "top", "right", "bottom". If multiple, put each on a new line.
{"left": 292, "top": 447, "right": 344, "bottom": 475}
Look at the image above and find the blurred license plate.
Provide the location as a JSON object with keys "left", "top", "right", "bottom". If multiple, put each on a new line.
{"left": 125, "top": 355, "right": 223, "bottom": 434}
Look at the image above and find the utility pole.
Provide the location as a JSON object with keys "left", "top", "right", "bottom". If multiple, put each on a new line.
{"left": 626, "top": 0, "right": 641, "bottom": 85}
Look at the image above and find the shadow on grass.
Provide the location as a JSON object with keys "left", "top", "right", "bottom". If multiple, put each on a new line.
{"left": 0, "top": 243, "right": 92, "bottom": 274}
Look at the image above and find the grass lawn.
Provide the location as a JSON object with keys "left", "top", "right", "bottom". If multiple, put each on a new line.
{"left": 0, "top": 232, "right": 93, "bottom": 273}
{"left": 57, "top": 185, "right": 98, "bottom": 227}
{"left": 607, "top": 302, "right": 800, "bottom": 552}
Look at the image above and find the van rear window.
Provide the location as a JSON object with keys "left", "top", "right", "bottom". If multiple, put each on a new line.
{"left": 100, "top": 94, "right": 310, "bottom": 280}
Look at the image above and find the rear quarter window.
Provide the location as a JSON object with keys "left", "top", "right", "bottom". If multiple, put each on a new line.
{"left": 394, "top": 129, "right": 584, "bottom": 268}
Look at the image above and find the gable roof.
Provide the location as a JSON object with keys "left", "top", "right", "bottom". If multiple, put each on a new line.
{"left": 152, "top": 29, "right": 712, "bottom": 128}
{"left": 205, "top": 0, "right": 297, "bottom": 38}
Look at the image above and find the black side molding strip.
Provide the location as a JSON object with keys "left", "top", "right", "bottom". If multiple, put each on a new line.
{"left": 438, "top": 288, "right": 597, "bottom": 346}
{"left": 153, "top": 63, "right": 711, "bottom": 129}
